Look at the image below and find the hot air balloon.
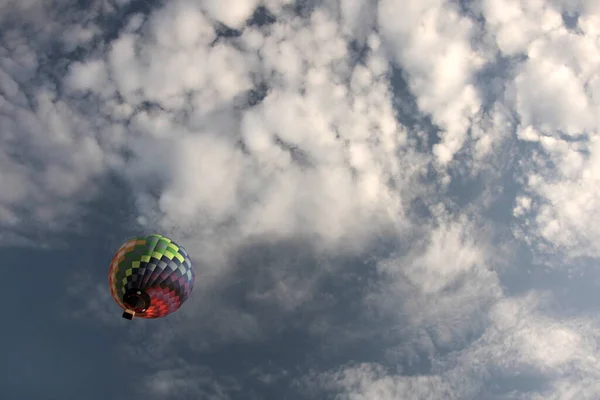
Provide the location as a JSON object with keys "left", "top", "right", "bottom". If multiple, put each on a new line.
{"left": 108, "top": 234, "right": 195, "bottom": 320}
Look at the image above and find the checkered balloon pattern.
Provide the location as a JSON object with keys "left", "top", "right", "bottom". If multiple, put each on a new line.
{"left": 108, "top": 234, "right": 195, "bottom": 319}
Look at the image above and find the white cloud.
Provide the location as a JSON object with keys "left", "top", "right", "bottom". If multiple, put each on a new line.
{"left": 2, "top": 0, "right": 418, "bottom": 255}
{"left": 201, "top": 0, "right": 260, "bottom": 29}
{"left": 66, "top": 60, "right": 109, "bottom": 93}
{"left": 516, "top": 135, "right": 600, "bottom": 258}
{"left": 76, "top": 4, "right": 415, "bottom": 262}
{"left": 339, "top": 0, "right": 377, "bottom": 43}
{"left": 378, "top": 0, "right": 485, "bottom": 166}
{"left": 511, "top": 44, "right": 596, "bottom": 136}
{"left": 493, "top": 0, "right": 600, "bottom": 260}
{"left": 482, "top": 0, "right": 564, "bottom": 56}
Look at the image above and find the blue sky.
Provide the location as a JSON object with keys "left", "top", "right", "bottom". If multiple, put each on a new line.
{"left": 2, "top": 0, "right": 600, "bottom": 399}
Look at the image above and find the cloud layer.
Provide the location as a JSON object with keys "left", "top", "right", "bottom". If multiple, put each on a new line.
{"left": 2, "top": 0, "right": 600, "bottom": 399}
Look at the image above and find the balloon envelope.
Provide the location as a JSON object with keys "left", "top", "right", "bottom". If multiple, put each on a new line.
{"left": 108, "top": 234, "right": 195, "bottom": 319}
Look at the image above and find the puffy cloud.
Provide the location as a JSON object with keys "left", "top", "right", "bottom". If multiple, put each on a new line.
{"left": 201, "top": 0, "right": 260, "bottom": 29}
{"left": 378, "top": 0, "right": 485, "bottom": 166}
{"left": 490, "top": 0, "right": 600, "bottom": 260}
{"left": 516, "top": 134, "right": 600, "bottom": 258}
{"left": 1, "top": 0, "right": 416, "bottom": 253}
{"left": 79, "top": 3, "right": 414, "bottom": 259}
